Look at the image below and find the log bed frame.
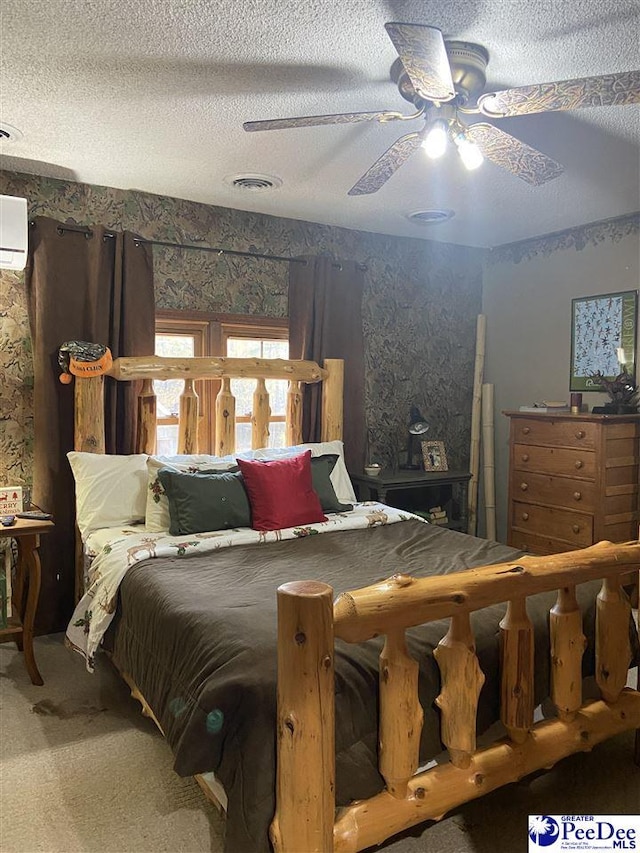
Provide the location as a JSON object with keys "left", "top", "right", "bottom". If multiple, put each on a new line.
{"left": 68, "top": 352, "right": 640, "bottom": 853}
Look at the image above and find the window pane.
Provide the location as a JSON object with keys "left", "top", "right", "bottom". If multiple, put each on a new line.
{"left": 157, "top": 424, "right": 179, "bottom": 456}
{"left": 227, "top": 337, "right": 261, "bottom": 359}
{"left": 155, "top": 334, "right": 196, "bottom": 418}
{"left": 236, "top": 422, "right": 252, "bottom": 452}
{"left": 269, "top": 421, "right": 287, "bottom": 448}
{"left": 266, "top": 378, "right": 286, "bottom": 415}
{"left": 231, "top": 378, "right": 254, "bottom": 417}
{"left": 262, "top": 339, "right": 289, "bottom": 359}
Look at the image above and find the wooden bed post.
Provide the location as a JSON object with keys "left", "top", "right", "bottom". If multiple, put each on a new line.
{"left": 136, "top": 378, "right": 157, "bottom": 454}
{"left": 271, "top": 581, "right": 335, "bottom": 853}
{"left": 321, "top": 358, "right": 344, "bottom": 442}
{"left": 178, "top": 378, "right": 199, "bottom": 454}
{"left": 252, "top": 378, "right": 271, "bottom": 449}
{"left": 74, "top": 376, "right": 105, "bottom": 453}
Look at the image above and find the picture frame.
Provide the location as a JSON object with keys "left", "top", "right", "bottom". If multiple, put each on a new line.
{"left": 570, "top": 290, "right": 638, "bottom": 392}
{"left": 421, "top": 440, "right": 448, "bottom": 472}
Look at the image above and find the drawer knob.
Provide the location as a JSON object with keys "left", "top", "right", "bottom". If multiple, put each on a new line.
{"left": 573, "top": 491, "right": 582, "bottom": 501}
{"left": 574, "top": 460, "right": 583, "bottom": 469}
{"left": 572, "top": 524, "right": 580, "bottom": 534}
{"left": 522, "top": 426, "right": 531, "bottom": 435}
{"left": 522, "top": 512, "right": 529, "bottom": 521}
{"left": 575, "top": 430, "right": 585, "bottom": 439}
{"left": 520, "top": 482, "right": 528, "bottom": 491}
{"left": 521, "top": 453, "right": 530, "bottom": 462}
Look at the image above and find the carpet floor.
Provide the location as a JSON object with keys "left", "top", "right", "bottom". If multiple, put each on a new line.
{"left": 0, "top": 634, "right": 638, "bottom": 853}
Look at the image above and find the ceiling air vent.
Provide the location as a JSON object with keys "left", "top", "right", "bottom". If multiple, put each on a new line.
{"left": 0, "top": 123, "right": 23, "bottom": 143}
{"left": 225, "top": 173, "right": 282, "bottom": 191}
{"left": 406, "top": 209, "right": 455, "bottom": 225}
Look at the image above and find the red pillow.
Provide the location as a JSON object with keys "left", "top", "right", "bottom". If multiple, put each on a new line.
{"left": 237, "top": 451, "right": 327, "bottom": 532}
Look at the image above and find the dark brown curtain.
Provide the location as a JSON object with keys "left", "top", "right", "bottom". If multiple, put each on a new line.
{"left": 288, "top": 255, "right": 366, "bottom": 474}
{"left": 25, "top": 217, "right": 155, "bottom": 633}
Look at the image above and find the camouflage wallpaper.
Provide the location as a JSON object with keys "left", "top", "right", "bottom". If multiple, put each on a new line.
{"left": 0, "top": 169, "right": 485, "bottom": 489}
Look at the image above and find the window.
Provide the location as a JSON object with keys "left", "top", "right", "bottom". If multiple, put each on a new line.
{"left": 154, "top": 311, "right": 289, "bottom": 455}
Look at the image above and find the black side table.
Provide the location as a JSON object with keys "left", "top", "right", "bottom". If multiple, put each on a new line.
{"left": 350, "top": 469, "right": 471, "bottom": 533}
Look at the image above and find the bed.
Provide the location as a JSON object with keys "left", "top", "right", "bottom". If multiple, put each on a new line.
{"left": 62, "top": 347, "right": 640, "bottom": 853}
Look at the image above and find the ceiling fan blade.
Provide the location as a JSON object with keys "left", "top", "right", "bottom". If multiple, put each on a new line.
{"left": 243, "top": 109, "right": 409, "bottom": 132}
{"left": 348, "top": 131, "right": 422, "bottom": 195}
{"left": 478, "top": 70, "right": 640, "bottom": 117}
{"left": 384, "top": 22, "right": 456, "bottom": 103}
{"left": 466, "top": 123, "right": 564, "bottom": 185}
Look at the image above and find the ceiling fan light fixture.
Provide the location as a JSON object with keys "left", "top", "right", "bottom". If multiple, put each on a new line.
{"left": 422, "top": 119, "right": 448, "bottom": 159}
{"left": 454, "top": 132, "right": 484, "bottom": 171}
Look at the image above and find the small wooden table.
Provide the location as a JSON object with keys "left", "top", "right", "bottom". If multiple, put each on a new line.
{"left": 0, "top": 517, "right": 53, "bottom": 685}
{"left": 350, "top": 469, "right": 472, "bottom": 532}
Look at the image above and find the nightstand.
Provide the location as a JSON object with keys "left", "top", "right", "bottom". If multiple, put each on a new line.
{"left": 350, "top": 470, "right": 471, "bottom": 532}
{"left": 0, "top": 517, "right": 53, "bottom": 685}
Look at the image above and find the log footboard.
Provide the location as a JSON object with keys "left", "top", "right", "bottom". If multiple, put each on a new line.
{"left": 273, "top": 541, "right": 640, "bottom": 853}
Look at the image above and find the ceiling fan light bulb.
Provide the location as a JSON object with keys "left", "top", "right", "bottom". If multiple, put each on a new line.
{"left": 455, "top": 134, "right": 484, "bottom": 171}
{"left": 422, "top": 120, "right": 448, "bottom": 159}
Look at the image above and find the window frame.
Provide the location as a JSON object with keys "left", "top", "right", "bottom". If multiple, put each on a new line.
{"left": 155, "top": 309, "right": 289, "bottom": 454}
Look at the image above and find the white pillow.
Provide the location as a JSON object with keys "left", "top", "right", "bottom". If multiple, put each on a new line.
{"left": 253, "top": 441, "right": 357, "bottom": 503}
{"left": 67, "top": 452, "right": 149, "bottom": 540}
{"left": 145, "top": 454, "right": 238, "bottom": 532}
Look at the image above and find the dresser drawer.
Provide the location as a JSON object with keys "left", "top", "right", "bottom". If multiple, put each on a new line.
{"left": 511, "top": 501, "right": 593, "bottom": 546}
{"left": 508, "top": 530, "right": 578, "bottom": 556}
{"left": 511, "top": 471, "right": 596, "bottom": 511}
{"left": 512, "top": 418, "right": 597, "bottom": 449}
{"left": 513, "top": 443, "right": 596, "bottom": 479}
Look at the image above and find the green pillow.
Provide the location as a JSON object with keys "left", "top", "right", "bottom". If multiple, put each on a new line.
{"left": 157, "top": 468, "right": 251, "bottom": 536}
{"left": 311, "top": 455, "right": 353, "bottom": 513}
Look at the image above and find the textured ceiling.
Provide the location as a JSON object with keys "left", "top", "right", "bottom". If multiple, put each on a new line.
{"left": 1, "top": 0, "right": 639, "bottom": 247}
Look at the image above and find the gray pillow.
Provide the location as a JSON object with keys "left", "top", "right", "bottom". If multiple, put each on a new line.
{"left": 157, "top": 468, "right": 251, "bottom": 536}
{"left": 311, "top": 455, "right": 353, "bottom": 513}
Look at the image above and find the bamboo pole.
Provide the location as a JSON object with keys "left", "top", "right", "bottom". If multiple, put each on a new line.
{"left": 481, "top": 382, "right": 496, "bottom": 541}
{"left": 332, "top": 693, "right": 640, "bottom": 853}
{"left": 74, "top": 376, "right": 105, "bottom": 453}
{"left": 270, "top": 581, "right": 335, "bottom": 853}
{"left": 136, "top": 378, "right": 157, "bottom": 454}
{"left": 178, "top": 378, "right": 199, "bottom": 454}
{"left": 550, "top": 586, "right": 586, "bottom": 720}
{"left": 434, "top": 613, "right": 485, "bottom": 768}
{"left": 379, "top": 630, "right": 423, "bottom": 797}
{"left": 252, "top": 378, "right": 271, "bottom": 449}
{"left": 321, "top": 359, "right": 344, "bottom": 442}
{"left": 467, "top": 315, "right": 486, "bottom": 535}
{"left": 214, "top": 377, "right": 236, "bottom": 456}
{"left": 333, "top": 541, "right": 640, "bottom": 644}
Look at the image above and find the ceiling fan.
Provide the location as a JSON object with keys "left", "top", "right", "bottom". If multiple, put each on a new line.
{"left": 243, "top": 22, "right": 640, "bottom": 195}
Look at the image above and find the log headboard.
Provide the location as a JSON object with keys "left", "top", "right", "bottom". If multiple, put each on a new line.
{"left": 70, "top": 354, "right": 344, "bottom": 456}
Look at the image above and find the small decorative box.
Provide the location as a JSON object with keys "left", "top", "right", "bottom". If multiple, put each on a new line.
{"left": 0, "top": 486, "right": 23, "bottom": 515}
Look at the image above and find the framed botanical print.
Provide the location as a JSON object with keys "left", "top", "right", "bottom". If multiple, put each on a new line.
{"left": 570, "top": 290, "right": 638, "bottom": 391}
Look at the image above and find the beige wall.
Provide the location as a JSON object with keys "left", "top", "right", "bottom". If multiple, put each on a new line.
{"left": 481, "top": 215, "right": 640, "bottom": 542}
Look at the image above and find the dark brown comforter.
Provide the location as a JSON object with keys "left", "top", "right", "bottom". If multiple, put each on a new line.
{"left": 106, "top": 520, "right": 619, "bottom": 852}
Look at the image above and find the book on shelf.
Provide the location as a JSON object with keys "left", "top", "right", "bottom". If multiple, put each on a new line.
{"left": 427, "top": 508, "right": 447, "bottom": 519}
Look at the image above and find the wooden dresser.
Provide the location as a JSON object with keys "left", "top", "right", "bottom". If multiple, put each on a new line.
{"left": 504, "top": 411, "right": 640, "bottom": 555}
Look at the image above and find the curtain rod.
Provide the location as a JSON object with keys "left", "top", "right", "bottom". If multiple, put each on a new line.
{"left": 44, "top": 222, "right": 367, "bottom": 270}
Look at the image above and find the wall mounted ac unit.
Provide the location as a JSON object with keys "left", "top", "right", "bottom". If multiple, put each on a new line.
{"left": 0, "top": 195, "right": 28, "bottom": 270}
